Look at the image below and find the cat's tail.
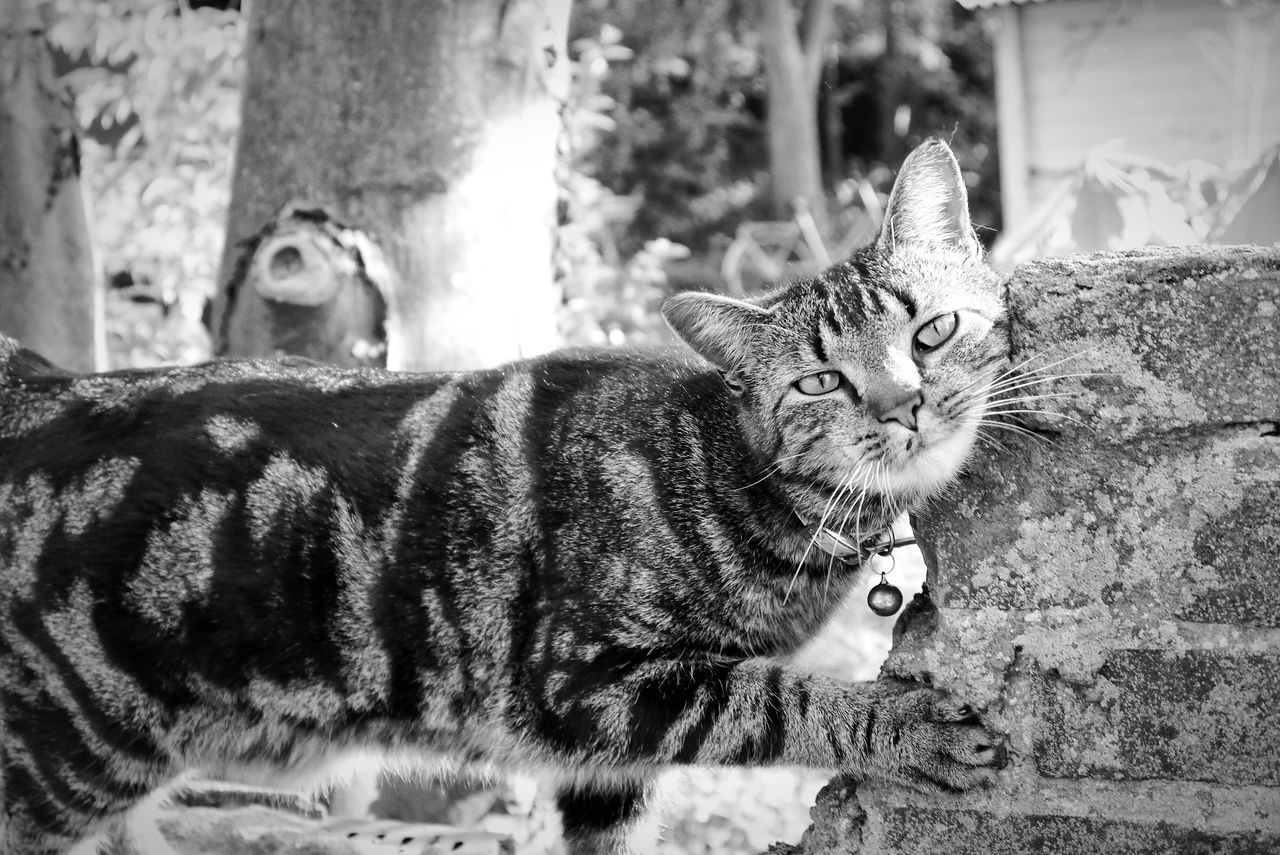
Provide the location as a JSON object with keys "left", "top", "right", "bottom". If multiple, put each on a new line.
{"left": 0, "top": 333, "right": 67, "bottom": 386}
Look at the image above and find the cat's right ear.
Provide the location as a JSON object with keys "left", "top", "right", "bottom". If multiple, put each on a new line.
{"left": 662, "top": 292, "right": 771, "bottom": 372}
{"left": 876, "top": 138, "right": 981, "bottom": 258}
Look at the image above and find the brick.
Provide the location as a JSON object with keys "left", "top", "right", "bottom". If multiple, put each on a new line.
{"left": 1007, "top": 246, "right": 1280, "bottom": 439}
{"left": 914, "top": 429, "right": 1280, "bottom": 622}
{"left": 876, "top": 807, "right": 1280, "bottom": 855}
{"left": 789, "top": 247, "right": 1280, "bottom": 855}
{"left": 1180, "top": 478, "right": 1280, "bottom": 628}
{"left": 1033, "top": 650, "right": 1280, "bottom": 786}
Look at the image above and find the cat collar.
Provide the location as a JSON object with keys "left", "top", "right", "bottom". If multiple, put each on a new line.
{"left": 796, "top": 513, "right": 914, "bottom": 616}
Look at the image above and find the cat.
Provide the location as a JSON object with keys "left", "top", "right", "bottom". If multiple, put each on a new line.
{"left": 0, "top": 138, "right": 1007, "bottom": 855}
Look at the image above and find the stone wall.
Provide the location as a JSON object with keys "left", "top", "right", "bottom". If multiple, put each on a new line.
{"left": 788, "top": 245, "right": 1280, "bottom": 854}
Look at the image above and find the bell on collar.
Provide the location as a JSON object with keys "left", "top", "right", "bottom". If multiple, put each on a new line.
{"left": 867, "top": 573, "right": 904, "bottom": 617}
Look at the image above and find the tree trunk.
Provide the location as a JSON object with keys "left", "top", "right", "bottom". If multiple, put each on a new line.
{"left": 879, "top": 0, "right": 908, "bottom": 168}
{"left": 760, "top": 0, "right": 834, "bottom": 237}
{"left": 213, "top": 0, "right": 571, "bottom": 371}
{"left": 0, "top": 0, "right": 103, "bottom": 372}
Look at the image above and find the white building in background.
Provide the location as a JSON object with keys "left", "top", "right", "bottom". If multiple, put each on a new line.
{"left": 960, "top": 0, "right": 1280, "bottom": 231}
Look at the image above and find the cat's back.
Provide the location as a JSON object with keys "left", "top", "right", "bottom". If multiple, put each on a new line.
{"left": 0, "top": 346, "right": 449, "bottom": 628}
{"left": 0, "top": 345, "right": 448, "bottom": 475}
{"left": 0, "top": 340, "right": 715, "bottom": 573}
{"left": 0, "top": 340, "right": 719, "bottom": 698}
{"left": 0, "top": 340, "right": 716, "bottom": 583}
{"left": 512, "top": 344, "right": 719, "bottom": 422}
{"left": 0, "top": 339, "right": 707, "bottom": 448}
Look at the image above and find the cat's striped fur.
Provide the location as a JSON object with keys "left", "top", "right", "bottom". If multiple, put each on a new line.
{"left": 1, "top": 140, "right": 1006, "bottom": 854}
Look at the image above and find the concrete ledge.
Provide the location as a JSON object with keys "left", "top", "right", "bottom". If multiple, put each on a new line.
{"left": 1009, "top": 245, "right": 1280, "bottom": 439}
{"left": 784, "top": 246, "right": 1280, "bottom": 853}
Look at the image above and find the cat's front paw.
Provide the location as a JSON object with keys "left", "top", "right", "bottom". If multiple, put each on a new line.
{"left": 861, "top": 683, "right": 1005, "bottom": 791}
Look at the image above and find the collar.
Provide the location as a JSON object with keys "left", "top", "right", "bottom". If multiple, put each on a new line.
{"left": 795, "top": 512, "right": 917, "bottom": 565}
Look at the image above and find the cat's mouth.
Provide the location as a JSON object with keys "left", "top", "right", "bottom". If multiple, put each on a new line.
{"left": 869, "top": 418, "right": 977, "bottom": 497}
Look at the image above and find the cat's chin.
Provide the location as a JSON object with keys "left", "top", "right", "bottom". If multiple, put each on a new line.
{"left": 876, "top": 423, "right": 977, "bottom": 499}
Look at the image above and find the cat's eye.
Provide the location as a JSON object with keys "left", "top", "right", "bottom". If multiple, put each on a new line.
{"left": 914, "top": 313, "right": 959, "bottom": 353}
{"left": 795, "top": 371, "right": 842, "bottom": 396}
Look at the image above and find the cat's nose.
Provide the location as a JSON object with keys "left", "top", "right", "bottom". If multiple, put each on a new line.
{"left": 870, "top": 389, "right": 923, "bottom": 431}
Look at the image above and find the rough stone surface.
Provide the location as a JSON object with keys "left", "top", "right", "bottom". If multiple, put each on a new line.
{"left": 1034, "top": 650, "right": 1280, "bottom": 785}
{"left": 1182, "top": 475, "right": 1280, "bottom": 627}
{"left": 874, "top": 807, "right": 1280, "bottom": 855}
{"left": 916, "top": 429, "right": 1280, "bottom": 624}
{"left": 1007, "top": 246, "right": 1280, "bottom": 440}
{"left": 786, "top": 777, "right": 865, "bottom": 854}
{"left": 782, "top": 247, "right": 1280, "bottom": 854}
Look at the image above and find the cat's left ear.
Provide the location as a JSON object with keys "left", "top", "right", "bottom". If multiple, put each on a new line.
{"left": 662, "top": 291, "right": 771, "bottom": 372}
{"left": 876, "top": 138, "right": 981, "bottom": 258}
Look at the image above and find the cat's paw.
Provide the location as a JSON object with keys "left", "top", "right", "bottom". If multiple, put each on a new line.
{"left": 861, "top": 683, "right": 1005, "bottom": 791}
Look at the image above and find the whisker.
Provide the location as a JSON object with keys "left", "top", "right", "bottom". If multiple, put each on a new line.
{"left": 970, "top": 419, "right": 1055, "bottom": 443}
{"left": 971, "top": 406, "right": 1087, "bottom": 428}
{"left": 826, "top": 464, "right": 878, "bottom": 599}
{"left": 734, "top": 450, "right": 810, "bottom": 491}
{"left": 990, "top": 347, "right": 1098, "bottom": 386}
{"left": 835, "top": 472, "right": 873, "bottom": 556}
{"left": 975, "top": 431, "right": 1013, "bottom": 454}
{"left": 987, "top": 391, "right": 1076, "bottom": 404}
{"left": 967, "top": 349, "right": 1110, "bottom": 399}
{"left": 976, "top": 370, "right": 1108, "bottom": 399}
{"left": 787, "top": 466, "right": 862, "bottom": 601}
{"left": 820, "top": 462, "right": 881, "bottom": 601}
{"left": 965, "top": 393, "right": 1076, "bottom": 414}
{"left": 951, "top": 348, "right": 1089, "bottom": 402}
{"left": 735, "top": 464, "right": 785, "bottom": 491}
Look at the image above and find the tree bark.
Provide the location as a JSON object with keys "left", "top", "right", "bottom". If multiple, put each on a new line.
{"left": 0, "top": 0, "right": 103, "bottom": 372}
{"left": 213, "top": 0, "right": 571, "bottom": 371}
{"left": 878, "top": 0, "right": 908, "bottom": 168}
{"left": 760, "top": 0, "right": 834, "bottom": 237}
{"left": 217, "top": 205, "right": 390, "bottom": 368}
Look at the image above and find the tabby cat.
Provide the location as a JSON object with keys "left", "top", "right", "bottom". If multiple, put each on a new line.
{"left": 1, "top": 139, "right": 1006, "bottom": 855}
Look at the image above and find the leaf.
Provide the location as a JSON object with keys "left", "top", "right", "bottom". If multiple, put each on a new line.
{"left": 1213, "top": 146, "right": 1280, "bottom": 245}
{"left": 1069, "top": 173, "right": 1128, "bottom": 253}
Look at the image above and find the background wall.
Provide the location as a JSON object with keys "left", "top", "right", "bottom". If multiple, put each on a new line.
{"left": 781, "top": 244, "right": 1280, "bottom": 854}
{"left": 974, "top": 0, "right": 1280, "bottom": 231}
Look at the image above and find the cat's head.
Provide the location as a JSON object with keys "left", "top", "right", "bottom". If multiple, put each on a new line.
{"left": 664, "top": 139, "right": 1006, "bottom": 505}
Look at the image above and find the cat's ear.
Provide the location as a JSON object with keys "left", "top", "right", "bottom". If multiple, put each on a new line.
{"left": 876, "top": 139, "right": 981, "bottom": 258}
{"left": 662, "top": 292, "right": 771, "bottom": 371}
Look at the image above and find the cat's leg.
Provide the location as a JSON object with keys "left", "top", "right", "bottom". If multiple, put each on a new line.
{"left": 530, "top": 656, "right": 1003, "bottom": 789}
{"left": 554, "top": 776, "right": 654, "bottom": 855}
{"left": 1, "top": 718, "right": 167, "bottom": 855}
{"left": 58, "top": 787, "right": 183, "bottom": 855}
{"left": 1, "top": 762, "right": 130, "bottom": 855}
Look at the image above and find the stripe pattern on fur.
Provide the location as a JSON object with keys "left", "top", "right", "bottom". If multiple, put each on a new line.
{"left": 1, "top": 139, "right": 1007, "bottom": 855}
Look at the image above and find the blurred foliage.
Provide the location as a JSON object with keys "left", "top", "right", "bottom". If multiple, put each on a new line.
{"left": 565, "top": 0, "right": 999, "bottom": 257}
{"left": 834, "top": 0, "right": 1001, "bottom": 240}
{"left": 568, "top": 0, "right": 769, "bottom": 255}
{"left": 556, "top": 0, "right": 999, "bottom": 346}
{"left": 555, "top": 23, "right": 689, "bottom": 348}
{"left": 44, "top": 0, "right": 242, "bottom": 366}
{"left": 44, "top": 0, "right": 1000, "bottom": 359}
{"left": 989, "top": 141, "right": 1280, "bottom": 272}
